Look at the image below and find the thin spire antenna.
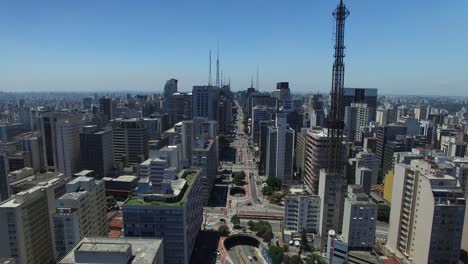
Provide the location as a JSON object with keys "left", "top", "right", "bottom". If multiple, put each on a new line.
{"left": 256, "top": 64, "right": 259, "bottom": 91}
{"left": 251, "top": 74, "right": 254, "bottom": 88}
{"left": 216, "top": 42, "right": 220, "bottom": 87}
{"left": 208, "top": 50, "right": 212, "bottom": 86}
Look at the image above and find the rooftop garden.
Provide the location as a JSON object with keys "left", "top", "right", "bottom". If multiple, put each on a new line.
{"left": 126, "top": 170, "right": 198, "bottom": 207}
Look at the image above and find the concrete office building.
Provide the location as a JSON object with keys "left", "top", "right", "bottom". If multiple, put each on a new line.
{"left": 80, "top": 125, "right": 113, "bottom": 178}
{"left": 251, "top": 106, "right": 273, "bottom": 145}
{"left": 304, "top": 128, "right": 346, "bottom": 194}
{"left": 123, "top": 168, "right": 204, "bottom": 264}
{"left": 144, "top": 118, "right": 163, "bottom": 140}
{"left": 349, "top": 150, "right": 379, "bottom": 185}
{"left": 40, "top": 112, "right": 83, "bottom": 172}
{"left": 99, "top": 97, "right": 113, "bottom": 122}
{"left": 192, "top": 140, "right": 218, "bottom": 205}
{"left": 265, "top": 113, "right": 295, "bottom": 184}
{"left": 192, "top": 86, "right": 219, "bottom": 121}
{"left": 318, "top": 169, "right": 346, "bottom": 240}
{"left": 52, "top": 177, "right": 107, "bottom": 258}
{"left": 341, "top": 185, "right": 377, "bottom": 250}
{"left": 386, "top": 159, "right": 466, "bottom": 263}
{"left": 19, "top": 132, "right": 44, "bottom": 172}
{"left": 0, "top": 177, "right": 66, "bottom": 264}
{"left": 375, "top": 124, "right": 407, "bottom": 172}
{"left": 0, "top": 154, "right": 9, "bottom": 201}
{"left": 343, "top": 88, "right": 377, "bottom": 121}
{"left": 414, "top": 104, "right": 429, "bottom": 121}
{"left": 344, "top": 103, "right": 371, "bottom": 143}
{"left": 295, "top": 128, "right": 308, "bottom": 180}
{"left": 284, "top": 190, "right": 321, "bottom": 233}
{"left": 259, "top": 120, "right": 274, "bottom": 175}
{"left": 169, "top": 92, "right": 192, "bottom": 126}
{"left": 163, "top": 78, "right": 178, "bottom": 113}
{"left": 112, "top": 118, "right": 149, "bottom": 167}
{"left": 56, "top": 120, "right": 82, "bottom": 178}
{"left": 181, "top": 117, "right": 217, "bottom": 165}
{"left": 326, "top": 230, "right": 348, "bottom": 264}
{"left": 59, "top": 237, "right": 164, "bottom": 264}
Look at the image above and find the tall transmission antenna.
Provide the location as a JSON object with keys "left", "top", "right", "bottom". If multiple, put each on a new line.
{"left": 256, "top": 65, "right": 259, "bottom": 90}
{"left": 208, "top": 50, "right": 212, "bottom": 86}
{"left": 216, "top": 42, "right": 220, "bottom": 87}
{"left": 327, "top": 0, "right": 349, "bottom": 173}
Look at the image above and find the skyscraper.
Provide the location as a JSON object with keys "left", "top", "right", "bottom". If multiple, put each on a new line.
{"left": 343, "top": 88, "right": 378, "bottom": 121}
{"left": 112, "top": 118, "right": 149, "bottom": 167}
{"left": 386, "top": 159, "right": 466, "bottom": 263}
{"left": 192, "top": 86, "right": 219, "bottom": 121}
{"left": 56, "top": 120, "right": 82, "bottom": 178}
{"left": 99, "top": 97, "right": 113, "bottom": 122}
{"left": 80, "top": 125, "right": 114, "bottom": 178}
{"left": 0, "top": 153, "right": 9, "bottom": 202}
{"left": 344, "top": 103, "right": 371, "bottom": 143}
{"left": 265, "top": 113, "right": 295, "bottom": 184}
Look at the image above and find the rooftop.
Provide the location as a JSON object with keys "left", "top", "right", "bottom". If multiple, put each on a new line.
{"left": 126, "top": 169, "right": 199, "bottom": 207}
{"left": 59, "top": 237, "right": 163, "bottom": 264}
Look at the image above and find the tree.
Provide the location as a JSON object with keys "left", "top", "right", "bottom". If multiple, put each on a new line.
{"left": 266, "top": 177, "right": 282, "bottom": 191}
{"left": 305, "top": 253, "right": 325, "bottom": 264}
{"left": 106, "top": 196, "right": 117, "bottom": 210}
{"left": 270, "top": 192, "right": 284, "bottom": 205}
{"left": 300, "top": 230, "right": 311, "bottom": 253}
{"left": 290, "top": 255, "right": 304, "bottom": 264}
{"left": 248, "top": 220, "right": 274, "bottom": 242}
{"left": 268, "top": 246, "right": 284, "bottom": 264}
{"left": 231, "top": 215, "right": 241, "bottom": 227}
{"left": 218, "top": 225, "right": 230, "bottom": 237}
{"left": 262, "top": 186, "right": 274, "bottom": 196}
{"left": 377, "top": 204, "right": 391, "bottom": 222}
{"left": 232, "top": 171, "right": 246, "bottom": 186}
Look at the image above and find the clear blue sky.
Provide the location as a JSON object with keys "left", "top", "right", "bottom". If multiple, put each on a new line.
{"left": 1, "top": 0, "right": 467, "bottom": 95}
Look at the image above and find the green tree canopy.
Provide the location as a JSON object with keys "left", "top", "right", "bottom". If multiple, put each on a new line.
{"left": 267, "top": 246, "right": 284, "bottom": 264}
{"left": 231, "top": 215, "right": 241, "bottom": 226}
{"left": 218, "top": 225, "right": 230, "bottom": 237}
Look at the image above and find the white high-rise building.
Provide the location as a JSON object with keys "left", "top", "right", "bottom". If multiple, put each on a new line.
{"left": 284, "top": 190, "right": 320, "bottom": 233}
{"left": 52, "top": 177, "right": 107, "bottom": 258}
{"left": 56, "top": 120, "right": 82, "bottom": 178}
{"left": 265, "top": 113, "right": 295, "bottom": 184}
{"left": 386, "top": 159, "right": 466, "bottom": 263}
{"left": 0, "top": 177, "right": 66, "bottom": 264}
{"left": 344, "top": 103, "right": 371, "bottom": 143}
{"left": 341, "top": 185, "right": 377, "bottom": 250}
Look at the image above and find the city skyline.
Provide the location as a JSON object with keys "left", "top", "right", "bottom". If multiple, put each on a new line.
{"left": 1, "top": 0, "right": 467, "bottom": 95}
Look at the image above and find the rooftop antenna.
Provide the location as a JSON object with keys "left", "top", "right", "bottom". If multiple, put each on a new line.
{"left": 208, "top": 49, "right": 212, "bottom": 86}
{"left": 251, "top": 74, "right": 254, "bottom": 88}
{"left": 216, "top": 42, "right": 220, "bottom": 87}
{"left": 256, "top": 64, "right": 259, "bottom": 91}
